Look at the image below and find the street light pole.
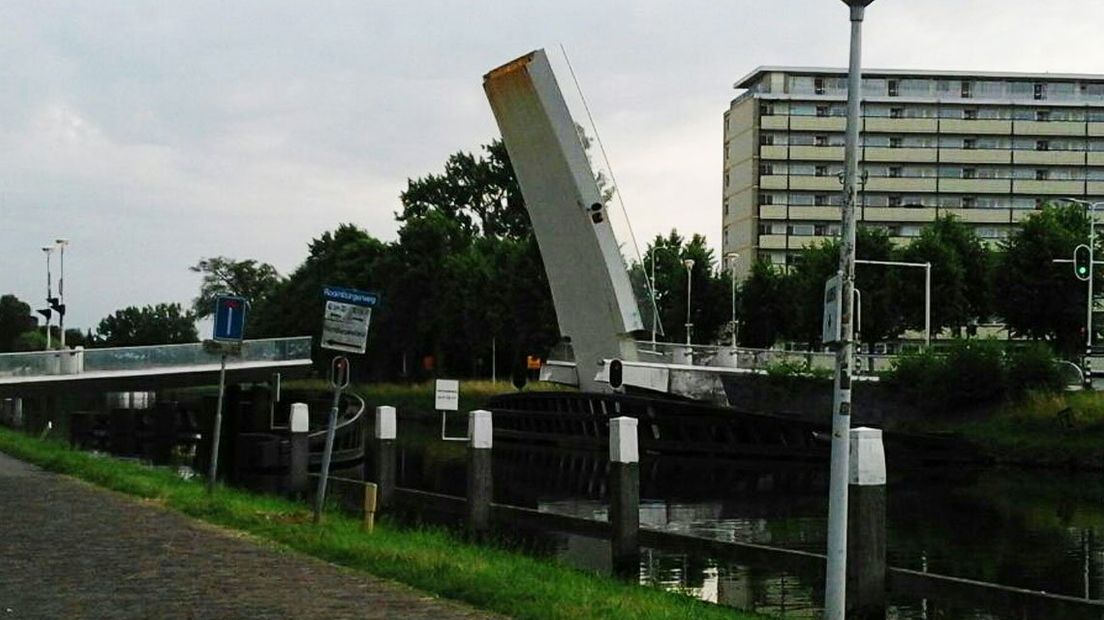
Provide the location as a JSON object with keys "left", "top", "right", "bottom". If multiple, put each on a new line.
{"left": 826, "top": 2, "right": 874, "bottom": 619}
{"left": 55, "top": 239, "right": 68, "bottom": 349}
{"left": 1059, "top": 197, "right": 1104, "bottom": 384}
{"left": 725, "top": 252, "right": 740, "bottom": 347}
{"left": 41, "top": 246, "right": 55, "bottom": 350}
{"left": 682, "top": 258, "right": 695, "bottom": 346}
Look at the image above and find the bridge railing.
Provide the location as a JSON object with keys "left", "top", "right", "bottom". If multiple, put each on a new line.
{"left": 633, "top": 341, "right": 897, "bottom": 374}
{"left": 0, "top": 337, "right": 313, "bottom": 378}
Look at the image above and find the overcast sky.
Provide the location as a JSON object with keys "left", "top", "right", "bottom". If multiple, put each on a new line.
{"left": 4, "top": 0, "right": 1104, "bottom": 331}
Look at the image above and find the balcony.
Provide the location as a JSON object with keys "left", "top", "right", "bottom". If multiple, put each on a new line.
{"left": 760, "top": 116, "right": 789, "bottom": 130}
{"left": 864, "top": 177, "right": 938, "bottom": 192}
{"left": 1014, "top": 150, "right": 1085, "bottom": 166}
{"left": 789, "top": 176, "right": 842, "bottom": 191}
{"left": 788, "top": 236, "right": 833, "bottom": 249}
{"left": 939, "top": 178, "right": 1012, "bottom": 194}
{"left": 789, "top": 117, "right": 846, "bottom": 132}
{"left": 759, "top": 175, "right": 789, "bottom": 190}
{"left": 760, "top": 145, "right": 789, "bottom": 160}
{"left": 864, "top": 118, "right": 938, "bottom": 133}
{"left": 789, "top": 206, "right": 841, "bottom": 221}
{"left": 1013, "top": 121, "right": 1086, "bottom": 137}
{"left": 939, "top": 119, "right": 1012, "bottom": 135}
{"left": 759, "top": 234, "right": 787, "bottom": 249}
{"left": 862, "top": 207, "right": 938, "bottom": 223}
{"left": 1013, "top": 179, "right": 1085, "bottom": 195}
{"left": 939, "top": 208, "right": 1012, "bottom": 224}
{"left": 1088, "top": 152, "right": 1104, "bottom": 166}
{"left": 940, "top": 149, "right": 1012, "bottom": 165}
{"left": 758, "top": 205, "right": 787, "bottom": 219}
{"left": 789, "top": 146, "right": 845, "bottom": 161}
{"left": 864, "top": 147, "right": 938, "bottom": 163}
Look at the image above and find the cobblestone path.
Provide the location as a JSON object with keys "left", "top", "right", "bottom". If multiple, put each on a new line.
{"left": 0, "top": 452, "right": 502, "bottom": 619}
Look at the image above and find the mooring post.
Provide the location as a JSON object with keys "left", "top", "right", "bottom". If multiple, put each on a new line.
{"left": 11, "top": 398, "right": 23, "bottom": 429}
{"left": 847, "top": 426, "right": 887, "bottom": 620}
{"left": 373, "top": 405, "right": 397, "bottom": 511}
{"left": 609, "top": 416, "right": 641, "bottom": 579}
{"left": 466, "top": 409, "right": 493, "bottom": 536}
{"left": 288, "top": 402, "right": 310, "bottom": 498}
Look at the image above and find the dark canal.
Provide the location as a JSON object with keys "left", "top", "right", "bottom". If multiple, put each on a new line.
{"left": 392, "top": 415, "right": 1104, "bottom": 620}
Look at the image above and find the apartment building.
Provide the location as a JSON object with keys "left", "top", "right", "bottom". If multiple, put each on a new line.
{"left": 722, "top": 67, "right": 1104, "bottom": 277}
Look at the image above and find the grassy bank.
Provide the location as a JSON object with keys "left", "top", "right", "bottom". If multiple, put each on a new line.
{"left": 0, "top": 427, "right": 765, "bottom": 620}
{"left": 951, "top": 391, "right": 1104, "bottom": 469}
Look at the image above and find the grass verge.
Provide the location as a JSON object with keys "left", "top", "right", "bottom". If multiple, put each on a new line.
{"left": 0, "top": 427, "right": 766, "bottom": 620}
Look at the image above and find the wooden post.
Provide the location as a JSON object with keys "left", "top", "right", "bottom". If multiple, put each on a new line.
{"left": 847, "top": 426, "right": 887, "bottom": 620}
{"left": 373, "top": 406, "right": 397, "bottom": 510}
{"left": 609, "top": 416, "right": 640, "bottom": 579}
{"left": 288, "top": 402, "right": 310, "bottom": 498}
{"left": 466, "top": 409, "right": 493, "bottom": 536}
{"left": 363, "top": 482, "right": 378, "bottom": 533}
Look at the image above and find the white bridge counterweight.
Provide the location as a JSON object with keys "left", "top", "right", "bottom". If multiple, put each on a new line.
{"left": 483, "top": 50, "right": 643, "bottom": 391}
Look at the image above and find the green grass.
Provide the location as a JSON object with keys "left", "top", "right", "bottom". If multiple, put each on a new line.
{"left": 285, "top": 378, "right": 572, "bottom": 416}
{"left": 952, "top": 390, "right": 1104, "bottom": 469}
{"left": 0, "top": 427, "right": 766, "bottom": 620}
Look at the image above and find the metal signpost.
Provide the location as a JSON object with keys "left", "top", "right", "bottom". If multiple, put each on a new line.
{"left": 206, "top": 295, "right": 247, "bottom": 494}
{"left": 321, "top": 286, "right": 380, "bottom": 354}
{"left": 315, "top": 285, "right": 379, "bottom": 522}
{"left": 314, "top": 355, "right": 350, "bottom": 523}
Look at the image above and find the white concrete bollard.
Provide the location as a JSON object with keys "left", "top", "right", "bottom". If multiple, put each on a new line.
{"left": 609, "top": 416, "right": 640, "bottom": 577}
{"left": 290, "top": 403, "right": 310, "bottom": 433}
{"left": 847, "top": 426, "right": 887, "bottom": 619}
{"left": 609, "top": 416, "right": 639, "bottom": 464}
{"left": 374, "top": 405, "right": 397, "bottom": 440}
{"left": 468, "top": 409, "right": 493, "bottom": 449}
{"left": 849, "top": 427, "right": 886, "bottom": 486}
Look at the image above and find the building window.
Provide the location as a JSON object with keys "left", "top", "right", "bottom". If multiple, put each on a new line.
{"left": 889, "top": 136, "right": 903, "bottom": 149}
{"left": 888, "top": 166, "right": 902, "bottom": 178}
{"left": 760, "top": 102, "right": 774, "bottom": 116}
{"left": 760, "top": 163, "right": 773, "bottom": 176}
{"left": 1034, "top": 83, "right": 1046, "bottom": 100}
{"left": 963, "top": 196, "right": 977, "bottom": 208}
{"left": 814, "top": 194, "right": 829, "bottom": 206}
{"left": 1035, "top": 139, "right": 1050, "bottom": 151}
{"left": 963, "top": 138, "right": 978, "bottom": 150}
{"left": 1036, "top": 169, "right": 1049, "bottom": 180}
{"left": 816, "top": 105, "right": 829, "bottom": 117}
{"left": 815, "top": 165, "right": 828, "bottom": 177}
{"left": 961, "top": 81, "right": 973, "bottom": 98}
{"left": 963, "top": 109, "right": 978, "bottom": 120}
{"left": 815, "top": 77, "right": 825, "bottom": 95}
{"left": 724, "top": 201, "right": 730, "bottom": 215}
{"left": 890, "top": 107, "right": 904, "bottom": 119}
{"left": 725, "top": 172, "right": 730, "bottom": 187}
{"left": 963, "top": 168, "right": 977, "bottom": 179}
{"left": 758, "top": 193, "right": 773, "bottom": 206}
{"left": 758, "top": 223, "right": 771, "bottom": 235}
{"left": 888, "top": 80, "right": 899, "bottom": 97}
{"left": 760, "top": 134, "right": 774, "bottom": 146}
{"left": 888, "top": 195, "right": 903, "bottom": 207}
{"left": 815, "top": 135, "right": 829, "bottom": 147}
{"left": 1036, "top": 198, "right": 1044, "bottom": 209}
{"left": 1036, "top": 110, "right": 1051, "bottom": 122}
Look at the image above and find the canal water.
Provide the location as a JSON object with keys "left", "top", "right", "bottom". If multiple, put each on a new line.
{"left": 394, "top": 416, "right": 1104, "bottom": 620}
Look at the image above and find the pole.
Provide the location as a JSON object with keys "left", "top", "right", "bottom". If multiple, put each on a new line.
{"left": 727, "top": 253, "right": 739, "bottom": 347}
{"left": 683, "top": 259, "right": 695, "bottom": 346}
{"left": 314, "top": 378, "right": 343, "bottom": 523}
{"left": 1089, "top": 203, "right": 1096, "bottom": 353}
{"left": 491, "top": 337, "right": 497, "bottom": 384}
{"left": 206, "top": 354, "right": 227, "bottom": 494}
{"left": 651, "top": 249, "right": 658, "bottom": 350}
{"left": 826, "top": 2, "right": 871, "bottom": 618}
{"left": 924, "top": 262, "right": 932, "bottom": 348}
{"left": 57, "top": 241, "right": 66, "bottom": 349}
{"left": 43, "top": 248, "right": 53, "bottom": 350}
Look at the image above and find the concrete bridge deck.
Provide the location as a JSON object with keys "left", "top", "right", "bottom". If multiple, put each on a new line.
{"left": 0, "top": 337, "right": 314, "bottom": 397}
{"left": 0, "top": 451, "right": 501, "bottom": 619}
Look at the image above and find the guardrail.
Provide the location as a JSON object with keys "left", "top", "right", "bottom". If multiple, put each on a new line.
{"left": 632, "top": 341, "right": 897, "bottom": 374}
{"left": 0, "top": 337, "right": 313, "bottom": 379}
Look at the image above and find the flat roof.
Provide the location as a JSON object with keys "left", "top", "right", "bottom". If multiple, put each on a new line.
{"left": 734, "top": 66, "right": 1104, "bottom": 90}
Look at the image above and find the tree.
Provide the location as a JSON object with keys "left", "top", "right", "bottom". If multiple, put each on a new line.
{"left": 0, "top": 295, "right": 38, "bottom": 352}
{"left": 738, "top": 260, "right": 794, "bottom": 349}
{"left": 995, "top": 203, "right": 1096, "bottom": 356}
{"left": 641, "top": 232, "right": 730, "bottom": 345}
{"left": 190, "top": 257, "right": 281, "bottom": 318}
{"left": 95, "top": 304, "right": 199, "bottom": 346}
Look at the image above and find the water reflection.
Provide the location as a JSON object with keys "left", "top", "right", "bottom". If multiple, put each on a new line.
{"left": 390, "top": 426, "right": 1104, "bottom": 619}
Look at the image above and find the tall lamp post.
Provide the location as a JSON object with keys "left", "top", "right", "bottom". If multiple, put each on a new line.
{"left": 725, "top": 252, "right": 740, "bottom": 347}
{"left": 826, "top": 1, "right": 875, "bottom": 619}
{"left": 649, "top": 242, "right": 674, "bottom": 350}
{"left": 41, "top": 245, "right": 55, "bottom": 350}
{"left": 55, "top": 239, "right": 69, "bottom": 348}
{"left": 682, "top": 258, "right": 695, "bottom": 346}
{"left": 1057, "top": 197, "right": 1104, "bottom": 385}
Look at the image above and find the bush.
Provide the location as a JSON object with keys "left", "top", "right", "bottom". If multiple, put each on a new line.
{"left": 888, "top": 338, "right": 1062, "bottom": 413}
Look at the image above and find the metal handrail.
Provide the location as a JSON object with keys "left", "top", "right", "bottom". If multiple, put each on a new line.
{"left": 308, "top": 390, "right": 365, "bottom": 440}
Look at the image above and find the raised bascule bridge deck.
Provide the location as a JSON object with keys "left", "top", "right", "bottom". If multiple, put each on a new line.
{"left": 0, "top": 337, "right": 314, "bottom": 397}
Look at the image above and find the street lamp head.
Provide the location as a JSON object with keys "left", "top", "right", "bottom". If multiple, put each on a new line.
{"left": 41, "top": 246, "right": 54, "bottom": 253}
{"left": 55, "top": 238, "right": 69, "bottom": 246}
{"left": 841, "top": 0, "right": 875, "bottom": 6}
{"left": 682, "top": 258, "right": 695, "bottom": 270}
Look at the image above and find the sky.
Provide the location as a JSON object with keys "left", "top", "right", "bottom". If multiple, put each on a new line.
{"left": 4, "top": 0, "right": 1104, "bottom": 331}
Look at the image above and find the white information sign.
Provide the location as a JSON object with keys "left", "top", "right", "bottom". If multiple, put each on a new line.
{"left": 822, "top": 272, "right": 843, "bottom": 345}
{"left": 321, "top": 286, "right": 380, "bottom": 354}
{"left": 435, "top": 379, "right": 460, "bottom": 411}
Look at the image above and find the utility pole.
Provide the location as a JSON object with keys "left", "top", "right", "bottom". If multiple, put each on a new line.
{"left": 826, "top": 2, "right": 875, "bottom": 619}
{"left": 725, "top": 252, "right": 740, "bottom": 347}
{"left": 41, "top": 246, "right": 55, "bottom": 350}
{"left": 55, "top": 239, "right": 69, "bottom": 348}
{"left": 682, "top": 258, "right": 695, "bottom": 346}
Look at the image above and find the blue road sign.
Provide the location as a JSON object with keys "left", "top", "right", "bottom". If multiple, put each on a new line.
{"left": 321, "top": 286, "right": 381, "bottom": 353}
{"left": 322, "top": 286, "right": 380, "bottom": 307}
{"left": 213, "top": 295, "right": 247, "bottom": 342}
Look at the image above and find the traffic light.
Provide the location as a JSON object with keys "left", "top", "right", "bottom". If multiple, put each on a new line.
{"left": 608, "top": 358, "right": 624, "bottom": 390}
{"left": 1075, "top": 244, "right": 1092, "bottom": 281}
{"left": 48, "top": 297, "right": 65, "bottom": 317}
{"left": 36, "top": 308, "right": 52, "bottom": 321}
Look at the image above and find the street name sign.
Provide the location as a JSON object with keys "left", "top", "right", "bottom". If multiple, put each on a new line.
{"left": 321, "top": 286, "right": 380, "bottom": 353}
{"left": 213, "top": 295, "right": 247, "bottom": 342}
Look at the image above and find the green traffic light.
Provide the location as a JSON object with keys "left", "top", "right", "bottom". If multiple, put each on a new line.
{"left": 1080, "top": 266, "right": 1089, "bottom": 275}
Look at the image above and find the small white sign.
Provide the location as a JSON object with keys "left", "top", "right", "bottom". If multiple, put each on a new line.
{"left": 434, "top": 379, "right": 460, "bottom": 411}
{"left": 321, "top": 300, "right": 372, "bottom": 353}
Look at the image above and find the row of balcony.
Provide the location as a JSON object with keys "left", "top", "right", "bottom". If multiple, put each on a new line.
{"left": 759, "top": 116, "right": 1104, "bottom": 136}
{"left": 756, "top": 233, "right": 1009, "bottom": 250}
{"left": 758, "top": 175, "right": 1099, "bottom": 195}
{"left": 756, "top": 205, "right": 1035, "bottom": 224}
{"left": 758, "top": 145, "right": 1104, "bottom": 165}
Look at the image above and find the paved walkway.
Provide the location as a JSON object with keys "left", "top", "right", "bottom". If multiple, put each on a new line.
{"left": 0, "top": 452, "right": 502, "bottom": 619}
